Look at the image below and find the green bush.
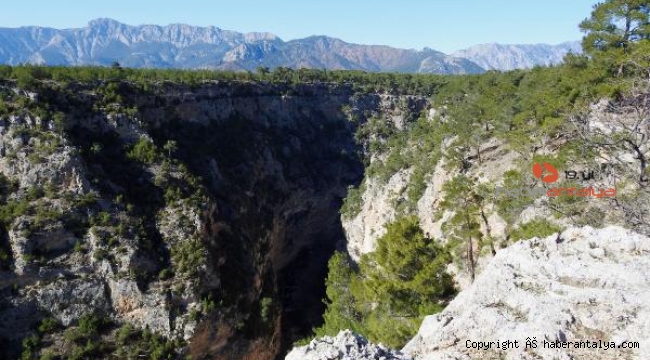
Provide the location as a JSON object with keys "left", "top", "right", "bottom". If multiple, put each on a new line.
{"left": 340, "top": 184, "right": 364, "bottom": 219}
{"left": 38, "top": 351, "right": 54, "bottom": 360}
{"left": 259, "top": 297, "right": 273, "bottom": 323}
{"left": 171, "top": 237, "right": 205, "bottom": 279}
{"left": 509, "top": 219, "right": 562, "bottom": 241}
{"left": 0, "top": 199, "right": 31, "bottom": 226}
{"left": 158, "top": 268, "right": 173, "bottom": 280}
{"left": 77, "top": 314, "right": 104, "bottom": 337}
{"left": 39, "top": 315, "right": 183, "bottom": 360}
{"left": 115, "top": 323, "right": 133, "bottom": 345}
{"left": 20, "top": 334, "right": 40, "bottom": 360}
{"left": 37, "top": 317, "right": 60, "bottom": 334}
{"left": 127, "top": 138, "right": 159, "bottom": 164}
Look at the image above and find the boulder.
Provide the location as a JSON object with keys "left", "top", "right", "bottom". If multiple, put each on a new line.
{"left": 286, "top": 330, "right": 412, "bottom": 360}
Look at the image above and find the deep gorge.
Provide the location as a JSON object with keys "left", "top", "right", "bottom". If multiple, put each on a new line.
{"left": 0, "top": 80, "right": 428, "bottom": 360}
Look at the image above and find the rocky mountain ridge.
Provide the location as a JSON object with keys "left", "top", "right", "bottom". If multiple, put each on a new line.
{"left": 0, "top": 18, "right": 577, "bottom": 74}
{"left": 0, "top": 19, "right": 480, "bottom": 74}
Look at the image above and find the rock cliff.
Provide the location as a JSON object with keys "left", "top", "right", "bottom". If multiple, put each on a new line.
{"left": 343, "top": 93, "right": 649, "bottom": 288}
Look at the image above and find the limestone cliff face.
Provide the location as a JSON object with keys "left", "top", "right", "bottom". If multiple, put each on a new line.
{"left": 342, "top": 134, "right": 522, "bottom": 266}
{"left": 342, "top": 96, "right": 648, "bottom": 288}
{"left": 343, "top": 169, "right": 412, "bottom": 260}
{"left": 0, "top": 81, "right": 428, "bottom": 359}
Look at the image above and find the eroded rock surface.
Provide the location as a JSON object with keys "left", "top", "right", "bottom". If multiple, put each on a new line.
{"left": 286, "top": 330, "right": 412, "bottom": 360}
{"left": 403, "top": 226, "right": 650, "bottom": 360}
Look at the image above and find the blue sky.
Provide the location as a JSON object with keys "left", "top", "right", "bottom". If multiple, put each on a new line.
{"left": 0, "top": 0, "right": 597, "bottom": 53}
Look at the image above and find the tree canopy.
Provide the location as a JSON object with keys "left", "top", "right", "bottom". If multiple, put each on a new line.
{"left": 314, "top": 216, "right": 455, "bottom": 348}
{"left": 580, "top": 0, "right": 650, "bottom": 55}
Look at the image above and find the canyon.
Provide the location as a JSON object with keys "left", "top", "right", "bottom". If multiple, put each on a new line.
{"left": 0, "top": 79, "right": 427, "bottom": 359}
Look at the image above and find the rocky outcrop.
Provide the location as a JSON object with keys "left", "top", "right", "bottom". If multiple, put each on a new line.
{"left": 286, "top": 330, "right": 412, "bottom": 360}
{"left": 344, "top": 170, "right": 411, "bottom": 261}
{"left": 403, "top": 226, "right": 650, "bottom": 360}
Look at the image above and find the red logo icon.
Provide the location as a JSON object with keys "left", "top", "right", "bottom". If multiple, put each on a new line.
{"left": 533, "top": 163, "right": 559, "bottom": 183}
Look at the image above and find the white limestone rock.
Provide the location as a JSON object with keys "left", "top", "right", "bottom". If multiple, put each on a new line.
{"left": 286, "top": 330, "right": 412, "bottom": 360}
{"left": 343, "top": 169, "right": 411, "bottom": 261}
{"left": 403, "top": 226, "right": 650, "bottom": 360}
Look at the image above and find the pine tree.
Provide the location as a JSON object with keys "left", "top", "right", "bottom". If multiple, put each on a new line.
{"left": 359, "top": 216, "right": 455, "bottom": 347}
{"left": 315, "top": 217, "right": 455, "bottom": 348}
{"left": 580, "top": 0, "right": 650, "bottom": 75}
{"left": 315, "top": 252, "right": 361, "bottom": 337}
{"left": 440, "top": 175, "right": 487, "bottom": 282}
{"left": 580, "top": 0, "right": 650, "bottom": 55}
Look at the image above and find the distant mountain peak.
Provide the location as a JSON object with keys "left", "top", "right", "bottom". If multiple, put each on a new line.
{"left": 87, "top": 18, "right": 124, "bottom": 28}
{"left": 243, "top": 31, "right": 280, "bottom": 42}
{"left": 452, "top": 41, "right": 582, "bottom": 71}
{"left": 298, "top": 35, "right": 347, "bottom": 44}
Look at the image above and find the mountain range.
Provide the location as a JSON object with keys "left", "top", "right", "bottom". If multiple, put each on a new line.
{"left": 0, "top": 18, "right": 581, "bottom": 74}
{"left": 452, "top": 41, "right": 582, "bottom": 71}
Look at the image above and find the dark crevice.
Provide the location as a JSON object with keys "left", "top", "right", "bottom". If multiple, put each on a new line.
{"left": 140, "top": 88, "right": 363, "bottom": 359}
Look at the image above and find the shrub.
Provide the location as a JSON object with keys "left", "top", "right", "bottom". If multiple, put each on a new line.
{"left": 171, "top": 237, "right": 205, "bottom": 278}
{"left": 340, "top": 184, "right": 364, "bottom": 220}
{"left": 127, "top": 138, "right": 159, "bottom": 164}
{"left": 20, "top": 334, "right": 40, "bottom": 360}
{"left": 509, "top": 219, "right": 562, "bottom": 241}
{"left": 115, "top": 323, "right": 133, "bottom": 345}
{"left": 0, "top": 199, "right": 30, "bottom": 226}
{"left": 73, "top": 241, "right": 84, "bottom": 253}
{"left": 37, "top": 317, "right": 60, "bottom": 334}
{"left": 38, "top": 351, "right": 54, "bottom": 360}
{"left": 77, "top": 314, "right": 104, "bottom": 336}
{"left": 158, "top": 268, "right": 173, "bottom": 280}
{"left": 259, "top": 297, "right": 273, "bottom": 324}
